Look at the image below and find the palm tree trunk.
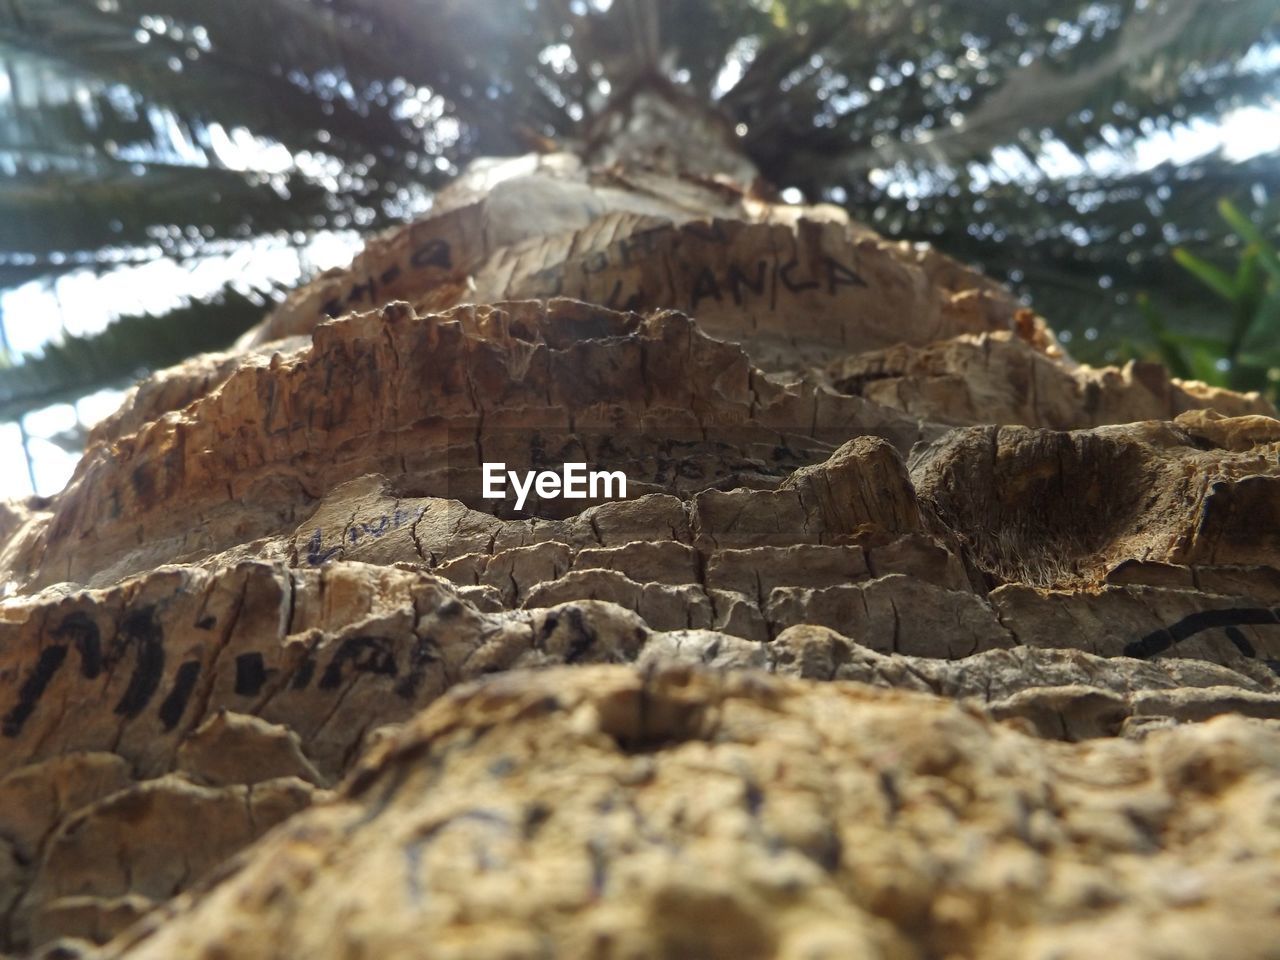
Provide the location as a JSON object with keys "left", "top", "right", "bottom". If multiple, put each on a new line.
{"left": 2, "top": 69, "right": 1280, "bottom": 959}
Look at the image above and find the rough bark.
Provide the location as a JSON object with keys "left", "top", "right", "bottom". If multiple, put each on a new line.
{"left": 2, "top": 128, "right": 1279, "bottom": 959}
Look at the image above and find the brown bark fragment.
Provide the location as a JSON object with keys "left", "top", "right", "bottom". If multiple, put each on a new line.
{"left": 1, "top": 146, "right": 1278, "bottom": 956}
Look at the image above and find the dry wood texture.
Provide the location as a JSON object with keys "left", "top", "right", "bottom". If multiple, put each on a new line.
{"left": 2, "top": 148, "right": 1278, "bottom": 959}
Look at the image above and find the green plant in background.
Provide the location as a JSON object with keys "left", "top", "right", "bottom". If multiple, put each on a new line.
{"left": 1140, "top": 199, "right": 1280, "bottom": 402}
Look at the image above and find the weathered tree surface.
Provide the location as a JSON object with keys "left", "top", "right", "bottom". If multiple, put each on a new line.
{"left": 100, "top": 666, "right": 1280, "bottom": 960}
{"left": 3, "top": 132, "right": 1280, "bottom": 958}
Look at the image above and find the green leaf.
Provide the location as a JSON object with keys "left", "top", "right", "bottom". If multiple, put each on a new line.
{"left": 1162, "top": 331, "right": 1233, "bottom": 354}
{"left": 1173, "top": 247, "right": 1239, "bottom": 303}
{"left": 1182, "top": 345, "right": 1228, "bottom": 387}
{"left": 1240, "top": 287, "right": 1280, "bottom": 355}
{"left": 1229, "top": 246, "right": 1264, "bottom": 357}
{"left": 1138, "top": 292, "right": 1195, "bottom": 381}
{"left": 1218, "top": 200, "right": 1280, "bottom": 284}
{"left": 1228, "top": 360, "right": 1275, "bottom": 395}
{"left": 1218, "top": 199, "right": 1274, "bottom": 252}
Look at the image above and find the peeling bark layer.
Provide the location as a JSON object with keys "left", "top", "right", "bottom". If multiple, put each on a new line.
{"left": 1, "top": 154, "right": 1279, "bottom": 958}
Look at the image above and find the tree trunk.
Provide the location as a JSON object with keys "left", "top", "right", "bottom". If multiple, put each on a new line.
{"left": 2, "top": 85, "right": 1280, "bottom": 958}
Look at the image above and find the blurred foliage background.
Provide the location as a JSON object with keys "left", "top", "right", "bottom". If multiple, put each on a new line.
{"left": 1, "top": 0, "right": 1278, "bottom": 493}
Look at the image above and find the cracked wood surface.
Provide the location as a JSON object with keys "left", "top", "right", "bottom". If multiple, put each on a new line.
{"left": 1, "top": 154, "right": 1279, "bottom": 958}
{"left": 102, "top": 666, "right": 1280, "bottom": 960}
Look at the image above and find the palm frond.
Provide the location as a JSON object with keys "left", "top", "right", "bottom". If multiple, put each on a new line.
{"left": 731, "top": 0, "right": 1279, "bottom": 183}
{"left": 0, "top": 162, "right": 342, "bottom": 255}
{"left": 0, "top": 285, "right": 269, "bottom": 420}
